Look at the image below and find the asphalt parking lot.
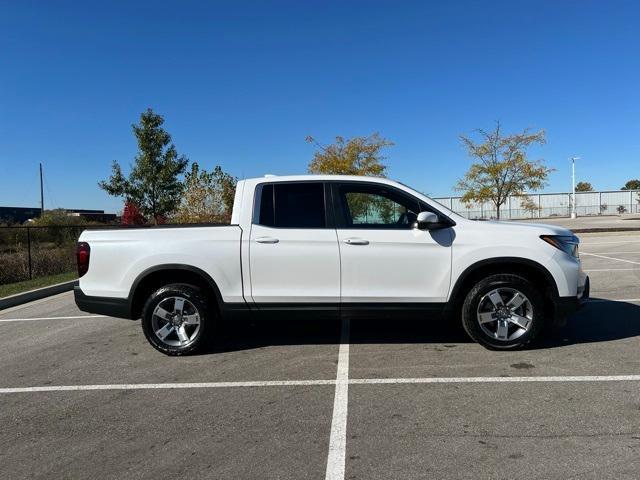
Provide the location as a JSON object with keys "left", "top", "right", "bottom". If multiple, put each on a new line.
{"left": 1, "top": 231, "right": 640, "bottom": 479}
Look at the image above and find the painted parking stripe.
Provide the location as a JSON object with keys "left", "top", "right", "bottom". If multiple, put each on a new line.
{"left": 585, "top": 268, "right": 637, "bottom": 272}
{"left": 582, "top": 240, "right": 640, "bottom": 245}
{"left": 324, "top": 318, "right": 350, "bottom": 480}
{"left": 581, "top": 252, "right": 640, "bottom": 265}
{"left": 0, "top": 315, "right": 105, "bottom": 323}
{"left": 0, "top": 379, "right": 336, "bottom": 394}
{"left": 582, "top": 251, "right": 640, "bottom": 255}
{"left": 349, "top": 375, "right": 640, "bottom": 384}
{"left": 5, "top": 374, "right": 640, "bottom": 395}
{"left": 587, "top": 298, "right": 640, "bottom": 303}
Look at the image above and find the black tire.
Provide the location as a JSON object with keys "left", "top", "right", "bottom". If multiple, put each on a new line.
{"left": 461, "top": 274, "right": 546, "bottom": 350}
{"left": 141, "top": 283, "right": 212, "bottom": 356}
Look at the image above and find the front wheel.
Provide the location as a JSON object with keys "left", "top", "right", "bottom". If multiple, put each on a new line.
{"left": 141, "top": 283, "right": 212, "bottom": 356}
{"left": 461, "top": 274, "right": 546, "bottom": 350}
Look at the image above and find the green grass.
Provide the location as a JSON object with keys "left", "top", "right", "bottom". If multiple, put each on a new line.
{"left": 0, "top": 272, "right": 77, "bottom": 298}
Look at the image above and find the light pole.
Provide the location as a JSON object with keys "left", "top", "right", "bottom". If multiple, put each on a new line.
{"left": 570, "top": 156, "right": 580, "bottom": 219}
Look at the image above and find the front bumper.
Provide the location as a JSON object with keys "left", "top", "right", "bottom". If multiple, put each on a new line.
{"left": 74, "top": 286, "right": 134, "bottom": 319}
{"left": 553, "top": 276, "right": 590, "bottom": 324}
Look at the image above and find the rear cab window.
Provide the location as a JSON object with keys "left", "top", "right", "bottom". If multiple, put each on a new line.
{"left": 254, "top": 182, "right": 327, "bottom": 228}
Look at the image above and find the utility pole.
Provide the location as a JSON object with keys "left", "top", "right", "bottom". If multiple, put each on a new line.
{"left": 39, "top": 162, "right": 45, "bottom": 216}
{"left": 570, "top": 156, "right": 580, "bottom": 219}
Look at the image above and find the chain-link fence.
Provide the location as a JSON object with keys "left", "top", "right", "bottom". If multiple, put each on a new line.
{"left": 434, "top": 190, "right": 640, "bottom": 220}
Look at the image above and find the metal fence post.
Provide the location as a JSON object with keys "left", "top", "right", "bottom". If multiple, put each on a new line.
{"left": 537, "top": 194, "right": 541, "bottom": 218}
{"left": 27, "top": 226, "right": 33, "bottom": 280}
{"left": 599, "top": 191, "right": 602, "bottom": 215}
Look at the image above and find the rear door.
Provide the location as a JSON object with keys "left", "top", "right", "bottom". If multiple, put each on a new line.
{"left": 332, "top": 182, "right": 453, "bottom": 304}
{"left": 249, "top": 182, "right": 341, "bottom": 306}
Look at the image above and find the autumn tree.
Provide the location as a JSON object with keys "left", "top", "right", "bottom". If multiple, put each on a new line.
{"left": 455, "top": 123, "right": 552, "bottom": 219}
{"left": 121, "top": 201, "right": 145, "bottom": 225}
{"left": 99, "top": 109, "right": 189, "bottom": 224}
{"left": 575, "top": 181, "right": 594, "bottom": 192}
{"left": 621, "top": 179, "right": 640, "bottom": 190}
{"left": 306, "top": 133, "right": 393, "bottom": 176}
{"left": 174, "top": 163, "right": 237, "bottom": 223}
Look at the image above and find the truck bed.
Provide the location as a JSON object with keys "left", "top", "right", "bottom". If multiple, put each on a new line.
{"left": 78, "top": 225, "right": 243, "bottom": 302}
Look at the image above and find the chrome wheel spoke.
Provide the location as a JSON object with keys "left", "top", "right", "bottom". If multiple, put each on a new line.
{"left": 478, "top": 312, "right": 496, "bottom": 324}
{"left": 496, "top": 320, "right": 509, "bottom": 340}
{"left": 487, "top": 290, "right": 504, "bottom": 308}
{"left": 154, "top": 307, "right": 172, "bottom": 321}
{"left": 176, "top": 325, "right": 189, "bottom": 343}
{"left": 509, "top": 313, "right": 530, "bottom": 330}
{"left": 173, "top": 298, "right": 185, "bottom": 315}
{"left": 507, "top": 292, "right": 526, "bottom": 311}
{"left": 182, "top": 314, "right": 200, "bottom": 325}
{"left": 156, "top": 324, "right": 174, "bottom": 341}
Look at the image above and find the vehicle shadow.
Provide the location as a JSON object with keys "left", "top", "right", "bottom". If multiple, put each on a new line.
{"left": 203, "top": 298, "right": 640, "bottom": 354}
{"left": 539, "top": 298, "right": 640, "bottom": 348}
{"left": 207, "top": 313, "right": 471, "bottom": 354}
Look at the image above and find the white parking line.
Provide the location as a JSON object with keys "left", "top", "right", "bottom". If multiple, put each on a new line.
{"left": 585, "top": 268, "right": 637, "bottom": 272}
{"left": 582, "top": 251, "right": 640, "bottom": 255}
{"left": 0, "top": 379, "right": 336, "bottom": 394}
{"left": 324, "top": 318, "right": 350, "bottom": 480}
{"left": 582, "top": 240, "right": 640, "bottom": 245}
{"left": 588, "top": 298, "right": 640, "bottom": 303}
{"left": 0, "top": 315, "right": 105, "bottom": 323}
{"left": 581, "top": 252, "right": 640, "bottom": 265}
{"left": 349, "top": 375, "right": 640, "bottom": 384}
{"left": 4, "top": 374, "right": 640, "bottom": 395}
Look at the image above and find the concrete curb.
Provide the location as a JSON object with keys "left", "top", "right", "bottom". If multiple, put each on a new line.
{"left": 572, "top": 227, "right": 640, "bottom": 233}
{"left": 0, "top": 280, "right": 78, "bottom": 311}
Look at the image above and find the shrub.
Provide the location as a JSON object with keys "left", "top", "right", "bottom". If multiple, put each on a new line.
{"left": 0, "top": 246, "right": 76, "bottom": 285}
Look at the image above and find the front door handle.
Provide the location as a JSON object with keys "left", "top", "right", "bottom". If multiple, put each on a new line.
{"left": 343, "top": 238, "right": 369, "bottom": 245}
{"left": 255, "top": 236, "right": 279, "bottom": 244}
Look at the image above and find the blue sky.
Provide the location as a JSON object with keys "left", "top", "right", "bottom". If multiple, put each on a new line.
{"left": 1, "top": 0, "right": 639, "bottom": 213}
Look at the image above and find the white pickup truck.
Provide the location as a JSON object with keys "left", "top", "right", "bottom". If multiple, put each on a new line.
{"left": 75, "top": 175, "right": 589, "bottom": 355}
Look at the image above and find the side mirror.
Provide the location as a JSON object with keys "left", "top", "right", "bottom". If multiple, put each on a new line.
{"left": 415, "top": 211, "right": 440, "bottom": 230}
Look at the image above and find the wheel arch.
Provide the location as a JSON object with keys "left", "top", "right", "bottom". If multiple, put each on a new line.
{"left": 447, "top": 257, "right": 559, "bottom": 316}
{"left": 129, "top": 264, "right": 224, "bottom": 319}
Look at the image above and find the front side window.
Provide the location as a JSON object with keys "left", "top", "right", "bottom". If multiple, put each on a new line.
{"left": 255, "top": 182, "right": 326, "bottom": 228}
{"left": 337, "top": 183, "right": 421, "bottom": 229}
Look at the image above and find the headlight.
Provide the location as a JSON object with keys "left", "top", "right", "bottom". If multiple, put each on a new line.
{"left": 540, "top": 234, "right": 579, "bottom": 258}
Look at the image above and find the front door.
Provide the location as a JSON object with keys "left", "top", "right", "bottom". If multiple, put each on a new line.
{"left": 249, "top": 182, "right": 340, "bottom": 305}
{"left": 332, "top": 182, "right": 453, "bottom": 304}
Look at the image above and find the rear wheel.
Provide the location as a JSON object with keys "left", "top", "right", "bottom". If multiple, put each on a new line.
{"left": 461, "top": 274, "right": 545, "bottom": 350}
{"left": 141, "top": 283, "right": 212, "bottom": 356}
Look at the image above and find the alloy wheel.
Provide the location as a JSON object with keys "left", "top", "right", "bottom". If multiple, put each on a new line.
{"left": 151, "top": 296, "right": 201, "bottom": 347}
{"left": 476, "top": 287, "right": 534, "bottom": 342}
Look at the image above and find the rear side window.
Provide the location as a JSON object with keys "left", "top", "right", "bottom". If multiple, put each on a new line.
{"left": 255, "top": 183, "right": 326, "bottom": 228}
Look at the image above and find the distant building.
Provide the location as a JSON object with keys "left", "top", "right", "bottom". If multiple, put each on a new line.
{"left": 65, "top": 209, "right": 118, "bottom": 223}
{"left": 0, "top": 206, "right": 42, "bottom": 224}
{"left": 0, "top": 206, "right": 117, "bottom": 224}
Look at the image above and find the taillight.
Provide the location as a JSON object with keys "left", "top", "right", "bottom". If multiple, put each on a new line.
{"left": 77, "top": 242, "right": 90, "bottom": 277}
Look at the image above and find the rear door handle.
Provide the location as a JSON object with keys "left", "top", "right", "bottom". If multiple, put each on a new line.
{"left": 343, "top": 238, "right": 369, "bottom": 245}
{"left": 255, "top": 236, "right": 279, "bottom": 244}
